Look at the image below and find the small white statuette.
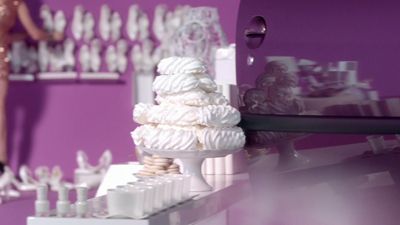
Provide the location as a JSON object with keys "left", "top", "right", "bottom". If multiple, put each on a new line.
{"left": 40, "top": 5, "right": 53, "bottom": 32}
{"left": 79, "top": 44, "right": 91, "bottom": 72}
{"left": 71, "top": 5, "right": 84, "bottom": 41}
{"left": 153, "top": 4, "right": 167, "bottom": 42}
{"left": 83, "top": 12, "right": 95, "bottom": 42}
{"left": 99, "top": 5, "right": 111, "bottom": 41}
{"left": 127, "top": 4, "right": 139, "bottom": 41}
{"left": 75, "top": 187, "right": 88, "bottom": 217}
{"left": 76, "top": 149, "right": 112, "bottom": 173}
{"left": 138, "top": 12, "right": 150, "bottom": 41}
{"left": 54, "top": 10, "right": 67, "bottom": 33}
{"left": 116, "top": 39, "right": 128, "bottom": 73}
{"left": 90, "top": 39, "right": 102, "bottom": 72}
{"left": 141, "top": 39, "right": 156, "bottom": 72}
{"left": 38, "top": 41, "right": 49, "bottom": 72}
{"left": 56, "top": 186, "right": 70, "bottom": 217}
{"left": 105, "top": 45, "right": 118, "bottom": 72}
{"left": 49, "top": 45, "right": 64, "bottom": 72}
{"left": 110, "top": 11, "right": 122, "bottom": 42}
{"left": 49, "top": 166, "right": 64, "bottom": 191}
{"left": 63, "top": 39, "right": 75, "bottom": 71}
{"left": 35, "top": 185, "right": 49, "bottom": 217}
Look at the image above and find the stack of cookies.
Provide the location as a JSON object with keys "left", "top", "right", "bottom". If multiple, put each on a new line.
{"left": 137, "top": 155, "right": 181, "bottom": 177}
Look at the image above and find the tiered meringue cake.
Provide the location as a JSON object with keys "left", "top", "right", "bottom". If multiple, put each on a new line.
{"left": 131, "top": 57, "right": 245, "bottom": 151}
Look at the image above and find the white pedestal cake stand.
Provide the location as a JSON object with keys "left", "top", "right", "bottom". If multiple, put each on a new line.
{"left": 139, "top": 147, "right": 242, "bottom": 192}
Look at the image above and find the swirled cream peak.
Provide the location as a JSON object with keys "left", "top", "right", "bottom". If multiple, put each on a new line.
{"left": 157, "top": 57, "right": 207, "bottom": 75}
{"left": 131, "top": 125, "right": 245, "bottom": 151}
{"left": 155, "top": 89, "right": 229, "bottom": 106}
{"left": 153, "top": 73, "right": 217, "bottom": 95}
{"left": 133, "top": 103, "right": 240, "bottom": 127}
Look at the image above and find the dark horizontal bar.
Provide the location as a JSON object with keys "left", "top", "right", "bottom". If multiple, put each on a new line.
{"left": 239, "top": 114, "right": 400, "bottom": 134}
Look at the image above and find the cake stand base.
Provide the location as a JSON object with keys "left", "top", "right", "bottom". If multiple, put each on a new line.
{"left": 180, "top": 158, "right": 212, "bottom": 192}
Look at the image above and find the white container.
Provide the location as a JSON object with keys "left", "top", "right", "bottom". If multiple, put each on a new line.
{"left": 165, "top": 175, "right": 185, "bottom": 203}
{"left": 127, "top": 182, "right": 155, "bottom": 215}
{"left": 139, "top": 179, "right": 164, "bottom": 211}
{"left": 157, "top": 177, "right": 173, "bottom": 207}
{"left": 107, "top": 187, "right": 145, "bottom": 219}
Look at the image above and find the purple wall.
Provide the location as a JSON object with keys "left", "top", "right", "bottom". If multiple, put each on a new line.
{"left": 7, "top": 0, "right": 240, "bottom": 178}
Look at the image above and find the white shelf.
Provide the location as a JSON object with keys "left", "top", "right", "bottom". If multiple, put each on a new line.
{"left": 9, "top": 74, "right": 35, "bottom": 82}
{"left": 37, "top": 72, "right": 78, "bottom": 80}
{"left": 80, "top": 72, "right": 120, "bottom": 80}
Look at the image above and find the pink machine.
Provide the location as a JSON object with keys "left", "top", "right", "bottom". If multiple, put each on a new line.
{"left": 236, "top": 0, "right": 400, "bottom": 224}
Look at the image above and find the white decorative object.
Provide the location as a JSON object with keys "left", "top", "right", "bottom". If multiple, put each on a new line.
{"left": 54, "top": 10, "right": 67, "bottom": 33}
{"left": 90, "top": 39, "right": 102, "bottom": 72}
{"left": 38, "top": 42, "right": 49, "bottom": 72}
{"left": 127, "top": 5, "right": 139, "bottom": 41}
{"left": 75, "top": 150, "right": 113, "bottom": 189}
{"left": 72, "top": 5, "right": 85, "bottom": 41}
{"left": 18, "top": 165, "right": 39, "bottom": 191}
{"left": 79, "top": 44, "right": 91, "bottom": 72}
{"left": 116, "top": 39, "right": 128, "bottom": 73}
{"left": 83, "top": 12, "right": 95, "bottom": 42}
{"left": 10, "top": 41, "right": 25, "bottom": 74}
{"left": 35, "top": 185, "right": 49, "bottom": 217}
{"left": 75, "top": 187, "right": 89, "bottom": 217}
{"left": 63, "top": 39, "right": 75, "bottom": 71}
{"left": 56, "top": 186, "right": 70, "bottom": 217}
{"left": 0, "top": 167, "right": 20, "bottom": 202}
{"left": 105, "top": 45, "right": 118, "bottom": 72}
{"left": 99, "top": 5, "right": 111, "bottom": 41}
{"left": 153, "top": 5, "right": 167, "bottom": 42}
{"left": 40, "top": 5, "right": 53, "bottom": 32}
{"left": 110, "top": 12, "right": 122, "bottom": 42}
{"left": 49, "top": 45, "right": 64, "bottom": 72}
{"left": 138, "top": 12, "right": 150, "bottom": 41}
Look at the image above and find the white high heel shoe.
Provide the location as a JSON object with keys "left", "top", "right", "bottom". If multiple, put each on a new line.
{"left": 105, "top": 45, "right": 118, "bottom": 73}
{"left": 152, "top": 4, "right": 167, "bottom": 42}
{"left": 54, "top": 10, "right": 67, "bottom": 33}
{"left": 90, "top": 39, "right": 102, "bottom": 73}
{"left": 99, "top": 5, "right": 111, "bottom": 41}
{"left": 14, "top": 165, "right": 38, "bottom": 191}
{"left": 110, "top": 12, "right": 122, "bottom": 42}
{"left": 40, "top": 5, "right": 53, "bottom": 32}
{"left": 83, "top": 12, "right": 95, "bottom": 43}
{"left": 127, "top": 5, "right": 139, "bottom": 41}
{"left": 116, "top": 40, "right": 128, "bottom": 74}
{"left": 79, "top": 44, "right": 91, "bottom": 72}
{"left": 76, "top": 150, "right": 112, "bottom": 174}
{"left": 138, "top": 12, "right": 150, "bottom": 41}
{"left": 0, "top": 167, "right": 21, "bottom": 202}
{"left": 72, "top": 5, "right": 84, "bottom": 41}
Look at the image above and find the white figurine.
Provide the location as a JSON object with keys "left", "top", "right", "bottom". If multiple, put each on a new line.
{"left": 40, "top": 5, "right": 53, "bottom": 32}
{"left": 110, "top": 11, "right": 122, "bottom": 42}
{"left": 76, "top": 150, "right": 112, "bottom": 173}
{"left": 63, "top": 39, "right": 75, "bottom": 71}
{"left": 72, "top": 5, "right": 85, "bottom": 41}
{"left": 153, "top": 4, "right": 167, "bottom": 42}
{"left": 90, "top": 39, "right": 102, "bottom": 72}
{"left": 79, "top": 44, "right": 91, "bottom": 72}
{"left": 11, "top": 41, "right": 25, "bottom": 74}
{"left": 99, "top": 5, "right": 111, "bottom": 42}
{"left": 54, "top": 10, "right": 67, "bottom": 33}
{"left": 126, "top": 4, "right": 139, "bottom": 41}
{"left": 38, "top": 41, "right": 49, "bottom": 72}
{"left": 105, "top": 45, "right": 118, "bottom": 72}
{"left": 0, "top": 167, "right": 20, "bottom": 201}
{"left": 116, "top": 39, "right": 128, "bottom": 73}
{"left": 138, "top": 12, "right": 150, "bottom": 41}
{"left": 83, "top": 12, "right": 95, "bottom": 43}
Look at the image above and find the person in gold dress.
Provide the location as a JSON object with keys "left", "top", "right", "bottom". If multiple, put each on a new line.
{"left": 0, "top": 0, "right": 62, "bottom": 172}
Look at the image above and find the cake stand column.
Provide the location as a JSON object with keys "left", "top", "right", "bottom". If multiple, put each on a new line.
{"left": 180, "top": 157, "right": 213, "bottom": 192}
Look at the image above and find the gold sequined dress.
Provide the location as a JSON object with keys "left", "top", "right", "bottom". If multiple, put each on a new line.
{"left": 0, "top": 0, "right": 22, "bottom": 77}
